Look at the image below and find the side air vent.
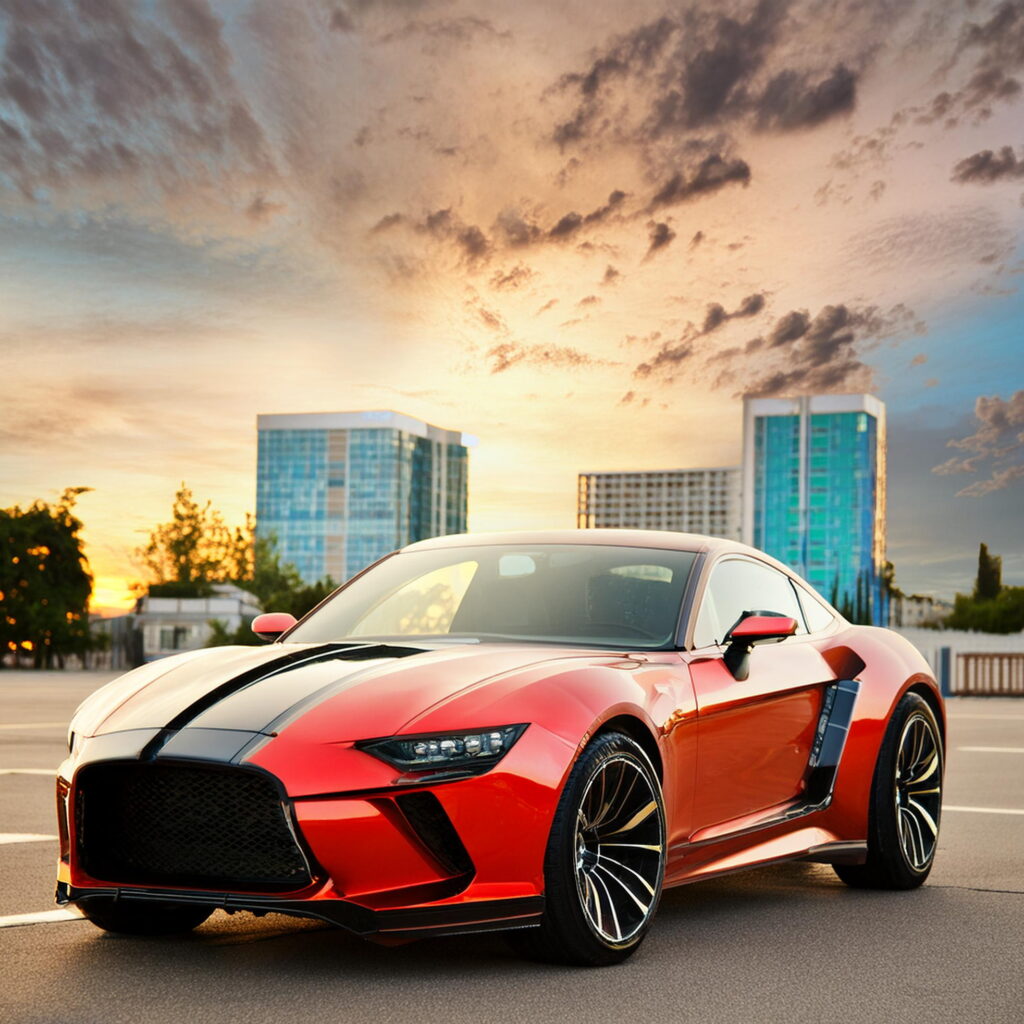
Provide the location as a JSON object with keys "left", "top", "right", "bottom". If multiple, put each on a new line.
{"left": 395, "top": 792, "right": 474, "bottom": 877}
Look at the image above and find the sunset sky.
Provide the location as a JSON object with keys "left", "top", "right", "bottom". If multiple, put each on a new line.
{"left": 1, "top": 0, "right": 1022, "bottom": 613}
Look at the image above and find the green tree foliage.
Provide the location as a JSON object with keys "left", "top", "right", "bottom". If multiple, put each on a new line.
{"left": 137, "top": 484, "right": 249, "bottom": 596}
{"left": 973, "top": 543, "right": 1002, "bottom": 601}
{"left": 137, "top": 484, "right": 336, "bottom": 647}
{"left": 0, "top": 488, "right": 95, "bottom": 668}
{"left": 945, "top": 544, "right": 1024, "bottom": 634}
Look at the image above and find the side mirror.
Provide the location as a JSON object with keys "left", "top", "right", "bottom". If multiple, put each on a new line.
{"left": 251, "top": 612, "right": 298, "bottom": 642}
{"left": 722, "top": 613, "right": 798, "bottom": 681}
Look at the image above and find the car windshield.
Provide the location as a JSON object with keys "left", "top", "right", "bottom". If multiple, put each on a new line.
{"left": 285, "top": 543, "right": 698, "bottom": 650}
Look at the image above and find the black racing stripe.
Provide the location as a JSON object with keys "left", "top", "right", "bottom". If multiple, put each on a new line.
{"left": 138, "top": 643, "right": 391, "bottom": 760}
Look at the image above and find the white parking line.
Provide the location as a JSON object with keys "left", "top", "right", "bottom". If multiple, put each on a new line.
{"left": 944, "top": 805, "right": 1024, "bottom": 816}
{"left": 0, "top": 769, "right": 55, "bottom": 776}
{"left": 0, "top": 833, "right": 58, "bottom": 845}
{"left": 0, "top": 722, "right": 66, "bottom": 730}
{"left": 0, "top": 909, "right": 82, "bottom": 929}
{"left": 958, "top": 747, "right": 1024, "bottom": 754}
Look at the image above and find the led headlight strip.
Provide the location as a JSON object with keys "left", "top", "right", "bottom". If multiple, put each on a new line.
{"left": 358, "top": 724, "right": 528, "bottom": 773}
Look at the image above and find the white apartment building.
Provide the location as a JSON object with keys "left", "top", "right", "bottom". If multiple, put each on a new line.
{"left": 576, "top": 467, "right": 741, "bottom": 539}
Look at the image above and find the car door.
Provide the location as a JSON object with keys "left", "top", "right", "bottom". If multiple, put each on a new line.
{"left": 685, "top": 556, "right": 833, "bottom": 838}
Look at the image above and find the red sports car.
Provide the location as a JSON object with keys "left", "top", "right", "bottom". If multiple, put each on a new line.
{"left": 57, "top": 531, "right": 944, "bottom": 965}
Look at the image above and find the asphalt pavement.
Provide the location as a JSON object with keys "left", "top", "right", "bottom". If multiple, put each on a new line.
{"left": 1, "top": 670, "right": 1022, "bottom": 1024}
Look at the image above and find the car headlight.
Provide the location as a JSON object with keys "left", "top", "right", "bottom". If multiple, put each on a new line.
{"left": 357, "top": 724, "right": 528, "bottom": 774}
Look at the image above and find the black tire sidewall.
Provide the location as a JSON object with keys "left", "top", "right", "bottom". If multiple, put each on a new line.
{"left": 868, "top": 692, "right": 943, "bottom": 887}
{"left": 539, "top": 731, "right": 666, "bottom": 965}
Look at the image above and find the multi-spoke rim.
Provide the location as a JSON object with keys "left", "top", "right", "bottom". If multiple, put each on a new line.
{"left": 573, "top": 754, "right": 664, "bottom": 944}
{"left": 894, "top": 712, "right": 942, "bottom": 872}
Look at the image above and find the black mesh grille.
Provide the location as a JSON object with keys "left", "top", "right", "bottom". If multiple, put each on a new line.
{"left": 75, "top": 762, "right": 312, "bottom": 892}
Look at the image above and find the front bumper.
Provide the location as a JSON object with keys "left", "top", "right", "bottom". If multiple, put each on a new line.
{"left": 56, "top": 720, "right": 574, "bottom": 937}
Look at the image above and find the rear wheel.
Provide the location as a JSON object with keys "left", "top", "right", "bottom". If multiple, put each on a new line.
{"left": 510, "top": 731, "right": 666, "bottom": 966}
{"left": 79, "top": 896, "right": 214, "bottom": 935}
{"left": 835, "top": 692, "right": 943, "bottom": 890}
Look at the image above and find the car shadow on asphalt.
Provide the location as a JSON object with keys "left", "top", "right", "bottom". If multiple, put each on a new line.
{"left": 58, "top": 860, "right": 929, "bottom": 979}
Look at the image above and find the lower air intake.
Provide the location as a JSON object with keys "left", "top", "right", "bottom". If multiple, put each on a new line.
{"left": 75, "top": 762, "right": 312, "bottom": 893}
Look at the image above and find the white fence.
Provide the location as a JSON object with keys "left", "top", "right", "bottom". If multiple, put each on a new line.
{"left": 894, "top": 627, "right": 1024, "bottom": 695}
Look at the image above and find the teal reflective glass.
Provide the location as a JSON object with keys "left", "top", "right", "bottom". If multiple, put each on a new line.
{"left": 752, "top": 411, "right": 883, "bottom": 624}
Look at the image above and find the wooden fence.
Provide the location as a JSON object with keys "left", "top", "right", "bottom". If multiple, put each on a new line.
{"left": 954, "top": 652, "right": 1024, "bottom": 695}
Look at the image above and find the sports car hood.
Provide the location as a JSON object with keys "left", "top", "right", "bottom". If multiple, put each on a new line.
{"left": 71, "top": 640, "right": 615, "bottom": 744}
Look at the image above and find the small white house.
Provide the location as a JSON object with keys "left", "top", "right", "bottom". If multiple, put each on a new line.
{"left": 91, "top": 584, "right": 262, "bottom": 668}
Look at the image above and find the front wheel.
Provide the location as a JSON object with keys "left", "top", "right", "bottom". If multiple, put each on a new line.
{"left": 510, "top": 731, "right": 666, "bottom": 966}
{"left": 835, "top": 692, "right": 943, "bottom": 890}
{"left": 79, "top": 896, "right": 214, "bottom": 935}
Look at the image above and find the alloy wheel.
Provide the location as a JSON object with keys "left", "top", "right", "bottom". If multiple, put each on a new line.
{"left": 573, "top": 754, "right": 664, "bottom": 944}
{"left": 894, "top": 712, "right": 942, "bottom": 871}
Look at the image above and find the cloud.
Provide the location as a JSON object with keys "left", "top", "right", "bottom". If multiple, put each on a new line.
{"left": 954, "top": 464, "right": 1024, "bottom": 496}
{"left": 649, "top": 154, "right": 751, "bottom": 209}
{"left": 663, "top": 301, "right": 925, "bottom": 398}
{"left": 246, "top": 193, "right": 286, "bottom": 222}
{"left": 486, "top": 341, "right": 606, "bottom": 373}
{"left": 371, "top": 205, "right": 491, "bottom": 262}
{"left": 645, "top": 221, "right": 676, "bottom": 258}
{"left": 633, "top": 338, "right": 693, "bottom": 380}
{"left": 494, "top": 208, "right": 543, "bottom": 247}
{"left": 951, "top": 145, "right": 1024, "bottom": 184}
{"left": 602, "top": 264, "right": 621, "bottom": 285}
{"left": 934, "top": 390, "right": 1024, "bottom": 496}
{"left": 701, "top": 292, "right": 766, "bottom": 333}
{"left": 552, "top": 0, "right": 865, "bottom": 160}
{"left": 755, "top": 65, "right": 857, "bottom": 130}
{"left": 377, "top": 16, "right": 512, "bottom": 47}
{"left": 956, "top": 1, "right": 1024, "bottom": 112}
{"left": 490, "top": 263, "right": 535, "bottom": 290}
{"left": 0, "top": 0, "right": 275, "bottom": 204}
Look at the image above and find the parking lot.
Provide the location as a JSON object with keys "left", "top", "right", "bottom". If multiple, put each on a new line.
{"left": 2, "top": 671, "right": 1022, "bottom": 1024}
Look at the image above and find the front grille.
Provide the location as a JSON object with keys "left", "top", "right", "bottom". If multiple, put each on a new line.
{"left": 75, "top": 762, "right": 312, "bottom": 893}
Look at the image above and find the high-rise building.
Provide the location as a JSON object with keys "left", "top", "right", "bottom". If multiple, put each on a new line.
{"left": 741, "top": 394, "right": 887, "bottom": 625}
{"left": 577, "top": 468, "right": 741, "bottom": 539}
{"left": 256, "top": 411, "right": 471, "bottom": 584}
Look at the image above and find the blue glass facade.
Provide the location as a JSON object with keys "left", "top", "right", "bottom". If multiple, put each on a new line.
{"left": 746, "top": 397, "right": 887, "bottom": 626}
{"left": 256, "top": 414, "right": 469, "bottom": 584}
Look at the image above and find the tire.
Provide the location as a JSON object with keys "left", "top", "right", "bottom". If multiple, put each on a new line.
{"left": 835, "top": 692, "right": 943, "bottom": 890}
{"left": 509, "top": 731, "right": 666, "bottom": 966}
{"left": 79, "top": 896, "right": 214, "bottom": 935}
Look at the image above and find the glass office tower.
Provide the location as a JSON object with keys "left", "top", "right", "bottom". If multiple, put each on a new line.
{"left": 256, "top": 411, "right": 471, "bottom": 584}
{"left": 741, "top": 395, "right": 887, "bottom": 625}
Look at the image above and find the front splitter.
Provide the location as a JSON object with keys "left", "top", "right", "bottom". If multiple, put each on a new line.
{"left": 56, "top": 882, "right": 543, "bottom": 939}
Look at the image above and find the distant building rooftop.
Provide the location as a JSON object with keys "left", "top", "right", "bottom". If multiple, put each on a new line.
{"left": 256, "top": 410, "right": 477, "bottom": 448}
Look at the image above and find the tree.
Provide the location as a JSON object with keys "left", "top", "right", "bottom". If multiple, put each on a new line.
{"left": 974, "top": 543, "right": 1002, "bottom": 601}
{"left": 0, "top": 488, "right": 94, "bottom": 668}
{"left": 136, "top": 484, "right": 337, "bottom": 647}
{"left": 944, "top": 543, "right": 1024, "bottom": 634}
{"left": 136, "top": 484, "right": 248, "bottom": 596}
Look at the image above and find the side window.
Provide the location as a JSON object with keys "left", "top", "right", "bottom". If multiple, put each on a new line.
{"left": 796, "top": 584, "right": 836, "bottom": 633}
{"left": 691, "top": 586, "right": 721, "bottom": 649}
{"left": 692, "top": 559, "right": 807, "bottom": 647}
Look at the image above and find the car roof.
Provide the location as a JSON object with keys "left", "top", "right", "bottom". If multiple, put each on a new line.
{"left": 401, "top": 529, "right": 788, "bottom": 570}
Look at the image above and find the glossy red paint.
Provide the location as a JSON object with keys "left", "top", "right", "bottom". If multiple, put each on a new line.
{"left": 56, "top": 529, "right": 944, "bottom": 942}
{"left": 727, "top": 614, "right": 798, "bottom": 640}
{"left": 251, "top": 611, "right": 297, "bottom": 640}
